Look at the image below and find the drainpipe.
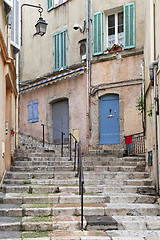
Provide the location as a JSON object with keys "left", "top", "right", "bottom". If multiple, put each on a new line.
{"left": 149, "top": 60, "right": 159, "bottom": 193}
{"left": 86, "top": 0, "right": 91, "bottom": 151}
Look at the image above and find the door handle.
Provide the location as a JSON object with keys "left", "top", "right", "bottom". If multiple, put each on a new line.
{"left": 107, "top": 114, "right": 114, "bottom": 118}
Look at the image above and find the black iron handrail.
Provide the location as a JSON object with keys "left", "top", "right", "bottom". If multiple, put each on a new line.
{"left": 69, "top": 133, "right": 84, "bottom": 230}
{"left": 41, "top": 124, "right": 65, "bottom": 157}
{"left": 125, "top": 132, "right": 145, "bottom": 156}
{"left": 69, "top": 133, "right": 78, "bottom": 170}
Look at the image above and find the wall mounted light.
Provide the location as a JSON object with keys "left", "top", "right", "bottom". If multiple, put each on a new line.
{"left": 21, "top": 3, "right": 48, "bottom": 45}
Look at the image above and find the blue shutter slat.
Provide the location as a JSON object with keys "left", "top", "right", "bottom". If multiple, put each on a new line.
{"left": 32, "top": 100, "right": 38, "bottom": 122}
{"left": 28, "top": 102, "right": 33, "bottom": 123}
{"left": 93, "top": 11, "right": 103, "bottom": 56}
{"left": 124, "top": 2, "right": 135, "bottom": 49}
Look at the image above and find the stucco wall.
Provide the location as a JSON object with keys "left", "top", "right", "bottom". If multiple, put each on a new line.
{"left": 20, "top": 0, "right": 146, "bottom": 82}
{"left": 19, "top": 73, "right": 88, "bottom": 150}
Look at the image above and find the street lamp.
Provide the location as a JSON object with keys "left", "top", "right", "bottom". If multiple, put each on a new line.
{"left": 21, "top": 3, "right": 48, "bottom": 45}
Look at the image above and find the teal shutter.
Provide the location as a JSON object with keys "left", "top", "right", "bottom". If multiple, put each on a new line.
{"left": 54, "top": 30, "right": 67, "bottom": 71}
{"left": 93, "top": 11, "right": 103, "bottom": 56}
{"left": 47, "top": 0, "right": 54, "bottom": 11}
{"left": 124, "top": 2, "right": 135, "bottom": 49}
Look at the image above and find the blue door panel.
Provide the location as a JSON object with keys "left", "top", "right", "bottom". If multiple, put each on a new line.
{"left": 52, "top": 100, "right": 69, "bottom": 144}
{"left": 100, "top": 95, "right": 120, "bottom": 145}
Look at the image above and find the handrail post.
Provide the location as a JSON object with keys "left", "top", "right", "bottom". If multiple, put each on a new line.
{"left": 61, "top": 132, "right": 64, "bottom": 157}
{"left": 42, "top": 124, "right": 45, "bottom": 147}
{"left": 81, "top": 180, "right": 84, "bottom": 230}
{"left": 69, "top": 133, "right": 72, "bottom": 161}
{"left": 74, "top": 140, "right": 77, "bottom": 171}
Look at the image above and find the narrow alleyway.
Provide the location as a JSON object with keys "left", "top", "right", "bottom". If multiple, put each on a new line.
{"left": 0, "top": 134, "right": 160, "bottom": 239}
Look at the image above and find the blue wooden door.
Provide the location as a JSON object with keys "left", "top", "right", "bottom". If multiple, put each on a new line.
{"left": 52, "top": 100, "right": 69, "bottom": 144}
{"left": 100, "top": 94, "right": 120, "bottom": 145}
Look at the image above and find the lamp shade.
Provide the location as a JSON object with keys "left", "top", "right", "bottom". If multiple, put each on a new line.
{"left": 35, "top": 17, "right": 48, "bottom": 36}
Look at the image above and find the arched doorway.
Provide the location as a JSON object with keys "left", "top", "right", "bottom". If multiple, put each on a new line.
{"left": 100, "top": 94, "right": 120, "bottom": 145}
{"left": 52, "top": 99, "right": 69, "bottom": 144}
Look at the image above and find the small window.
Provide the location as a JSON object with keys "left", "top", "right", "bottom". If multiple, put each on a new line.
{"left": 28, "top": 100, "right": 38, "bottom": 123}
{"left": 47, "top": 0, "right": 67, "bottom": 11}
{"left": 53, "top": 30, "right": 67, "bottom": 71}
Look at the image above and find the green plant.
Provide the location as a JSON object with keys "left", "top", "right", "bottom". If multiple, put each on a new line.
{"left": 147, "top": 106, "right": 153, "bottom": 117}
{"left": 28, "top": 186, "right": 33, "bottom": 194}
{"left": 136, "top": 96, "right": 145, "bottom": 115}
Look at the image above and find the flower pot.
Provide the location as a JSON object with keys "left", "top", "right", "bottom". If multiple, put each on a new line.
{"left": 109, "top": 47, "right": 122, "bottom": 53}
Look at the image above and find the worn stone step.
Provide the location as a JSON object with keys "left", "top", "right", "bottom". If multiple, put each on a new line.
{"left": 113, "top": 216, "right": 160, "bottom": 230}
{"left": 2, "top": 193, "right": 107, "bottom": 205}
{"left": 21, "top": 216, "right": 86, "bottom": 231}
{"left": 10, "top": 165, "right": 74, "bottom": 172}
{"left": 103, "top": 185, "right": 156, "bottom": 195}
{"left": 2, "top": 184, "right": 102, "bottom": 194}
{"left": 103, "top": 178, "right": 153, "bottom": 186}
{"left": 107, "top": 193, "right": 156, "bottom": 204}
{"left": 13, "top": 160, "right": 73, "bottom": 167}
{"left": 106, "top": 229, "right": 160, "bottom": 238}
{"left": 0, "top": 230, "right": 21, "bottom": 239}
{"left": 5, "top": 170, "right": 150, "bottom": 180}
{"left": 1, "top": 203, "right": 159, "bottom": 218}
{"left": 20, "top": 230, "right": 110, "bottom": 239}
{"left": 0, "top": 217, "right": 21, "bottom": 231}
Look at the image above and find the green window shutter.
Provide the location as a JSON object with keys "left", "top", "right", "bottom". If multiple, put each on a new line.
{"left": 47, "top": 0, "right": 54, "bottom": 11}
{"left": 124, "top": 2, "right": 135, "bottom": 49}
{"left": 93, "top": 11, "right": 103, "bottom": 56}
{"left": 53, "top": 30, "right": 67, "bottom": 71}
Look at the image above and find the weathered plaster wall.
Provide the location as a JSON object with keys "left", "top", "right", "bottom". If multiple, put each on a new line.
{"left": 19, "top": 73, "right": 88, "bottom": 150}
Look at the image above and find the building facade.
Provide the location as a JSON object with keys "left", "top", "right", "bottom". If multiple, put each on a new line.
{"left": 19, "top": 0, "right": 146, "bottom": 153}
{"left": 144, "top": 0, "right": 160, "bottom": 193}
{"left": 0, "top": 0, "right": 20, "bottom": 183}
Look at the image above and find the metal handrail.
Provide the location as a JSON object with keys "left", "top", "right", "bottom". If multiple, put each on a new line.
{"left": 124, "top": 132, "right": 145, "bottom": 156}
{"left": 69, "top": 134, "right": 84, "bottom": 230}
{"left": 41, "top": 124, "right": 65, "bottom": 157}
{"left": 69, "top": 133, "right": 78, "bottom": 170}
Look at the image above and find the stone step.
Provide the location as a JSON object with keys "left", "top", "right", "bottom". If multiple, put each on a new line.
{"left": 0, "top": 216, "right": 86, "bottom": 231}
{"left": 2, "top": 183, "right": 156, "bottom": 196}
{"left": 103, "top": 185, "right": 156, "bottom": 195}
{"left": 10, "top": 165, "right": 74, "bottom": 172}
{"left": 2, "top": 193, "right": 107, "bottom": 205}
{"left": 10, "top": 165, "right": 146, "bottom": 172}
{"left": 20, "top": 230, "right": 110, "bottom": 239}
{"left": 113, "top": 215, "right": 160, "bottom": 230}
{"left": 107, "top": 193, "right": 156, "bottom": 204}
{"left": 103, "top": 178, "right": 153, "bottom": 186}
{"left": 5, "top": 171, "right": 150, "bottom": 180}
{"left": 0, "top": 203, "right": 159, "bottom": 217}
{"left": 13, "top": 160, "right": 73, "bottom": 167}
{"left": 12, "top": 159, "right": 145, "bottom": 168}
{"left": 4, "top": 177, "right": 153, "bottom": 187}
{"left": 106, "top": 229, "right": 160, "bottom": 239}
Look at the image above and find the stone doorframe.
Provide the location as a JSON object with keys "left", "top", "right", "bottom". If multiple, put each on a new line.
{"left": 89, "top": 88, "right": 125, "bottom": 149}
{"left": 46, "top": 93, "right": 71, "bottom": 144}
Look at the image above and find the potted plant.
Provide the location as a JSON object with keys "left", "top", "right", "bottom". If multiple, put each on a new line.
{"left": 107, "top": 44, "right": 123, "bottom": 53}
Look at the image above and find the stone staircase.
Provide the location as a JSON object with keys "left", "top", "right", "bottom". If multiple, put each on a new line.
{"left": 0, "top": 134, "right": 160, "bottom": 240}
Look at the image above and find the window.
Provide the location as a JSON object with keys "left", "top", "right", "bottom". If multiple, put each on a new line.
{"left": 47, "top": 0, "right": 67, "bottom": 11}
{"left": 107, "top": 12, "right": 124, "bottom": 48}
{"left": 28, "top": 100, "right": 38, "bottom": 123}
{"left": 53, "top": 30, "right": 67, "bottom": 71}
{"left": 92, "top": 2, "right": 135, "bottom": 55}
{"left": 9, "top": 0, "right": 20, "bottom": 52}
